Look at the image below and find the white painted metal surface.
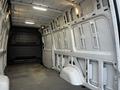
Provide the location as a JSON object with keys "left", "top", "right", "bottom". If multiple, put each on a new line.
{"left": 0, "top": 0, "right": 120, "bottom": 90}
{"left": 42, "top": 0, "right": 119, "bottom": 90}
{"left": 0, "top": 75, "right": 9, "bottom": 90}
{"left": 10, "top": 0, "right": 82, "bottom": 27}
{"left": 0, "top": 0, "right": 10, "bottom": 75}
{"left": 42, "top": 31, "right": 53, "bottom": 68}
{"left": 60, "top": 65, "right": 84, "bottom": 85}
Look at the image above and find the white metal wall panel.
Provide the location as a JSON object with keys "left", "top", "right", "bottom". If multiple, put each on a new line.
{"left": 59, "top": 31, "right": 65, "bottom": 49}
{"left": 53, "top": 32, "right": 60, "bottom": 49}
{"left": 44, "top": 35, "right": 52, "bottom": 49}
{"left": 53, "top": 12, "right": 116, "bottom": 90}
{"left": 89, "top": 60, "right": 99, "bottom": 87}
{"left": 103, "top": 63, "right": 116, "bottom": 90}
{"left": 95, "top": 17, "right": 115, "bottom": 51}
{"left": 64, "top": 28, "right": 72, "bottom": 50}
{"left": 42, "top": 0, "right": 118, "bottom": 89}
{"left": 43, "top": 34, "right": 53, "bottom": 68}
{"left": 43, "top": 50, "right": 53, "bottom": 68}
{"left": 80, "top": 0, "right": 95, "bottom": 16}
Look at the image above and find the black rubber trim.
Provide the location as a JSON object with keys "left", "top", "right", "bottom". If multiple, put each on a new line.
{"left": 113, "top": 0, "right": 120, "bottom": 41}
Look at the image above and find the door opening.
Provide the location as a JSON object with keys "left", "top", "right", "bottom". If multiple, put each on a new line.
{"left": 7, "top": 26, "right": 43, "bottom": 64}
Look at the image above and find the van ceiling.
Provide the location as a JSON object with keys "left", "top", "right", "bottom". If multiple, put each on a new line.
{"left": 10, "top": 0, "right": 81, "bottom": 28}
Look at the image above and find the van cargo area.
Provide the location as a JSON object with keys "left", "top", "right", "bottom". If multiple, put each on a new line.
{"left": 0, "top": 0, "right": 120, "bottom": 90}
{"left": 6, "top": 63, "right": 89, "bottom": 90}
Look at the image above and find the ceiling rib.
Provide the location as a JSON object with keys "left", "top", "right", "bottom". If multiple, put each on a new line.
{"left": 12, "top": 17, "right": 51, "bottom": 23}
{"left": 12, "top": 11, "right": 55, "bottom": 19}
{"left": 12, "top": 22, "right": 41, "bottom": 28}
{"left": 12, "top": 20, "right": 47, "bottom": 25}
{"left": 11, "top": 1, "right": 63, "bottom": 13}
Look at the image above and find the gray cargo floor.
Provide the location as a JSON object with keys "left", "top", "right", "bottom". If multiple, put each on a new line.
{"left": 5, "top": 63, "right": 90, "bottom": 90}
